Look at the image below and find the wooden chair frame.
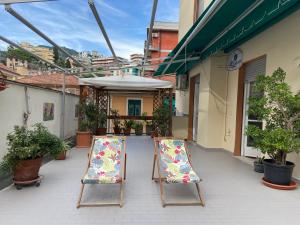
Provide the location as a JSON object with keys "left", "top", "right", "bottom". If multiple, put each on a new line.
{"left": 77, "top": 136, "right": 127, "bottom": 208}
{"left": 152, "top": 137, "right": 205, "bottom": 207}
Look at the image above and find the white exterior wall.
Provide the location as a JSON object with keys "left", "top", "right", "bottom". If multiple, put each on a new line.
{"left": 0, "top": 82, "right": 79, "bottom": 159}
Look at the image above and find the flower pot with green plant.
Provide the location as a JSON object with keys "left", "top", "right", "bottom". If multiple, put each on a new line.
{"left": 56, "top": 140, "right": 71, "bottom": 160}
{"left": 142, "top": 112, "right": 152, "bottom": 135}
{"left": 253, "top": 156, "right": 265, "bottom": 173}
{"left": 76, "top": 102, "right": 98, "bottom": 147}
{"left": 246, "top": 68, "right": 300, "bottom": 185}
{"left": 96, "top": 110, "right": 107, "bottom": 135}
{"left": 153, "top": 106, "right": 170, "bottom": 137}
{"left": 0, "top": 124, "right": 63, "bottom": 184}
{"left": 133, "top": 121, "right": 143, "bottom": 136}
{"left": 110, "top": 109, "right": 121, "bottom": 134}
{"left": 123, "top": 119, "right": 134, "bottom": 136}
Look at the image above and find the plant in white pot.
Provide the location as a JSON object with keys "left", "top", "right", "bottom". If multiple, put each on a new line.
{"left": 246, "top": 68, "right": 300, "bottom": 186}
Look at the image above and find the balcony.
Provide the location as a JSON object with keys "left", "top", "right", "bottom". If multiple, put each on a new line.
{"left": 1, "top": 136, "right": 299, "bottom": 225}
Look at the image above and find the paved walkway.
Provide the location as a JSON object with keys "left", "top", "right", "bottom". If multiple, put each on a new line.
{"left": 1, "top": 136, "right": 300, "bottom": 225}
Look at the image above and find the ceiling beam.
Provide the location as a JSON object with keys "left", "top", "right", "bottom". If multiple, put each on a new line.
{"left": 5, "top": 4, "right": 86, "bottom": 68}
{"left": 0, "top": 0, "right": 55, "bottom": 4}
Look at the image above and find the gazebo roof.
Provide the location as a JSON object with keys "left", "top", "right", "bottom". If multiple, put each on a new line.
{"left": 79, "top": 75, "right": 173, "bottom": 90}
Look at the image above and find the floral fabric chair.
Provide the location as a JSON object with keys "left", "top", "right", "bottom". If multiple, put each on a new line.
{"left": 83, "top": 137, "right": 122, "bottom": 184}
{"left": 152, "top": 137, "right": 205, "bottom": 207}
{"left": 158, "top": 139, "right": 200, "bottom": 184}
{"left": 77, "top": 136, "right": 126, "bottom": 208}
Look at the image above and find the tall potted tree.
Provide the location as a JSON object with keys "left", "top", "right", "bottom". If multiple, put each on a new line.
{"left": 110, "top": 109, "right": 121, "bottom": 135}
{"left": 246, "top": 68, "right": 300, "bottom": 186}
{"left": 153, "top": 106, "right": 170, "bottom": 137}
{"left": 96, "top": 110, "right": 107, "bottom": 135}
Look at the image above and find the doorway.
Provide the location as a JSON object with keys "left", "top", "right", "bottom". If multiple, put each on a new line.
{"left": 241, "top": 56, "right": 266, "bottom": 157}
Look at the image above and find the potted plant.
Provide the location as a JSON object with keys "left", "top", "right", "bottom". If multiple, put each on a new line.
{"left": 110, "top": 109, "right": 121, "bottom": 135}
{"left": 123, "top": 119, "right": 134, "bottom": 136}
{"left": 133, "top": 121, "right": 143, "bottom": 136}
{"left": 56, "top": 140, "right": 71, "bottom": 160}
{"left": 76, "top": 120, "right": 92, "bottom": 148}
{"left": 253, "top": 156, "right": 265, "bottom": 173}
{"left": 96, "top": 110, "right": 107, "bottom": 135}
{"left": 0, "top": 124, "right": 62, "bottom": 184}
{"left": 246, "top": 68, "right": 300, "bottom": 186}
{"left": 153, "top": 106, "right": 170, "bottom": 137}
{"left": 142, "top": 112, "right": 152, "bottom": 135}
{"left": 76, "top": 102, "right": 97, "bottom": 147}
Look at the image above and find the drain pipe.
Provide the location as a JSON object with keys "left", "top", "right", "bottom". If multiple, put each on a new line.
{"left": 161, "top": 0, "right": 225, "bottom": 75}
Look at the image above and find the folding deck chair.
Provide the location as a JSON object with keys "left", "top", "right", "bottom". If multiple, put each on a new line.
{"left": 152, "top": 137, "right": 205, "bottom": 207}
{"left": 77, "top": 136, "right": 127, "bottom": 208}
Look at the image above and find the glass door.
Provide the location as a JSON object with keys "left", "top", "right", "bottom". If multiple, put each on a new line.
{"left": 242, "top": 81, "right": 263, "bottom": 157}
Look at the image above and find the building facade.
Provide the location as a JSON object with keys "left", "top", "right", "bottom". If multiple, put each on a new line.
{"left": 144, "top": 21, "right": 178, "bottom": 75}
{"left": 156, "top": 0, "right": 300, "bottom": 178}
{"left": 20, "top": 42, "right": 54, "bottom": 63}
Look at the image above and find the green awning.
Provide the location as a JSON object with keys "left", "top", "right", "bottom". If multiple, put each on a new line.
{"left": 154, "top": 0, "right": 300, "bottom": 76}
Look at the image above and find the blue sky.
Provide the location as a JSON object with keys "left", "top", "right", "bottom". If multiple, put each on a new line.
{"left": 0, "top": 0, "right": 179, "bottom": 59}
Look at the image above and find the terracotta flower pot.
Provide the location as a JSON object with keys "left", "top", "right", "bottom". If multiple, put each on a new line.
{"left": 113, "top": 127, "right": 121, "bottom": 135}
{"left": 124, "top": 128, "right": 131, "bottom": 136}
{"left": 56, "top": 151, "right": 66, "bottom": 160}
{"left": 13, "top": 157, "right": 43, "bottom": 182}
{"left": 76, "top": 131, "right": 92, "bottom": 148}
{"left": 96, "top": 127, "right": 107, "bottom": 136}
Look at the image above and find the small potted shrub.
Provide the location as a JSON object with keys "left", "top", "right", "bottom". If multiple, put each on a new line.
{"left": 76, "top": 120, "right": 92, "bottom": 148}
{"left": 246, "top": 68, "right": 300, "bottom": 186}
{"left": 96, "top": 110, "right": 107, "bottom": 135}
{"left": 142, "top": 112, "right": 152, "bottom": 135}
{"left": 253, "top": 156, "right": 265, "bottom": 173}
{"left": 111, "top": 109, "right": 121, "bottom": 135}
{"left": 123, "top": 119, "right": 134, "bottom": 136}
{"left": 76, "top": 102, "right": 97, "bottom": 147}
{"left": 0, "top": 124, "right": 62, "bottom": 183}
{"left": 56, "top": 140, "right": 71, "bottom": 160}
{"left": 133, "top": 121, "right": 143, "bottom": 136}
{"left": 153, "top": 106, "right": 170, "bottom": 137}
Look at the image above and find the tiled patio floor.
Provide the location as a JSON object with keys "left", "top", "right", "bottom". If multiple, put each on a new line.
{"left": 1, "top": 136, "right": 300, "bottom": 225}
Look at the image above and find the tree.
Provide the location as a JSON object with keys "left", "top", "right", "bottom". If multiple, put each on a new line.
{"left": 53, "top": 46, "right": 59, "bottom": 64}
{"left": 6, "top": 45, "right": 35, "bottom": 62}
{"left": 246, "top": 68, "right": 300, "bottom": 165}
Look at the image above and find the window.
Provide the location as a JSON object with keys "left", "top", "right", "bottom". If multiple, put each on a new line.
{"left": 127, "top": 99, "right": 141, "bottom": 116}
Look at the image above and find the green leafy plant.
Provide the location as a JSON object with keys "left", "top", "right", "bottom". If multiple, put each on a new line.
{"left": 133, "top": 121, "right": 143, "bottom": 135}
{"left": 0, "top": 123, "right": 63, "bottom": 172}
{"left": 98, "top": 110, "right": 107, "bottom": 128}
{"left": 153, "top": 106, "right": 170, "bottom": 136}
{"left": 141, "top": 112, "right": 152, "bottom": 126}
{"left": 123, "top": 119, "right": 134, "bottom": 130}
{"left": 246, "top": 68, "right": 300, "bottom": 165}
{"left": 110, "top": 109, "right": 121, "bottom": 129}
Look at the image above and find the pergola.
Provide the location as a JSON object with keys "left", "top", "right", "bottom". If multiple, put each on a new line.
{"left": 79, "top": 75, "right": 174, "bottom": 135}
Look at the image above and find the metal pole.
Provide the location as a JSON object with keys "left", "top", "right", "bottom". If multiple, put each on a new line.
{"left": 0, "top": 35, "right": 67, "bottom": 139}
{"left": 5, "top": 4, "right": 86, "bottom": 68}
{"left": 88, "top": 0, "right": 118, "bottom": 63}
{"left": 144, "top": 0, "right": 158, "bottom": 66}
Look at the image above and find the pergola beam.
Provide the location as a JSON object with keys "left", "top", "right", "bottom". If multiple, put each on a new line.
{"left": 88, "top": 0, "right": 118, "bottom": 63}
{"left": 0, "top": 0, "right": 55, "bottom": 4}
{"left": 5, "top": 4, "right": 86, "bottom": 68}
{"left": 144, "top": 0, "right": 158, "bottom": 63}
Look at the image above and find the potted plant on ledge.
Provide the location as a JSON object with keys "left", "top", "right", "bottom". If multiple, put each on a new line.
{"left": 153, "top": 106, "right": 170, "bottom": 137}
{"left": 111, "top": 109, "right": 121, "bottom": 135}
{"left": 133, "top": 121, "right": 143, "bottom": 136}
{"left": 142, "top": 112, "right": 152, "bottom": 135}
{"left": 123, "top": 119, "right": 134, "bottom": 136}
{"left": 246, "top": 68, "right": 300, "bottom": 187}
{"left": 96, "top": 110, "right": 107, "bottom": 135}
{"left": 0, "top": 124, "right": 63, "bottom": 188}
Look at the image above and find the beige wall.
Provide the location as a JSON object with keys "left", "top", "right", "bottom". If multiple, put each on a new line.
{"left": 0, "top": 82, "right": 79, "bottom": 159}
{"left": 172, "top": 116, "right": 188, "bottom": 139}
{"left": 187, "top": 10, "right": 300, "bottom": 178}
{"left": 111, "top": 95, "right": 153, "bottom": 116}
{"left": 178, "top": 0, "right": 195, "bottom": 41}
